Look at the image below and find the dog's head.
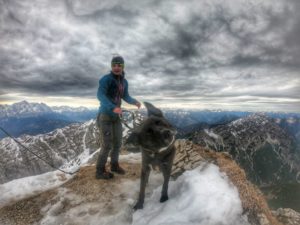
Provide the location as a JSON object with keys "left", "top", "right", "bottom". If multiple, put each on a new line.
{"left": 126, "top": 102, "right": 176, "bottom": 153}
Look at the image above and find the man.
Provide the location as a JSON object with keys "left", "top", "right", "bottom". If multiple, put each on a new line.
{"left": 96, "top": 55, "right": 141, "bottom": 179}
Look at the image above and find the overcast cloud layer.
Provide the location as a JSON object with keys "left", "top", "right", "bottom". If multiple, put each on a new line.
{"left": 0, "top": 0, "right": 299, "bottom": 112}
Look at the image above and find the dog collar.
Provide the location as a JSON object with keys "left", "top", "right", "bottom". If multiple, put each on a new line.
{"left": 143, "top": 134, "right": 176, "bottom": 158}
{"left": 158, "top": 135, "right": 176, "bottom": 154}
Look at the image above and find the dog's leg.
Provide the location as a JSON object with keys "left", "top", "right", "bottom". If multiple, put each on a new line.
{"left": 134, "top": 164, "right": 151, "bottom": 210}
{"left": 159, "top": 162, "right": 172, "bottom": 203}
{"left": 159, "top": 147, "right": 176, "bottom": 203}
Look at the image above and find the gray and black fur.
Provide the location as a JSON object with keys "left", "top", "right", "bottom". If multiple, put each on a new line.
{"left": 126, "top": 102, "right": 177, "bottom": 210}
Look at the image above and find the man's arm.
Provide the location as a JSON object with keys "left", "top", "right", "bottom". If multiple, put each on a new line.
{"left": 122, "top": 79, "right": 138, "bottom": 105}
{"left": 97, "top": 77, "right": 116, "bottom": 111}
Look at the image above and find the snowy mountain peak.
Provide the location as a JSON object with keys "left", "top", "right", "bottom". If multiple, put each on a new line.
{"left": 230, "top": 113, "right": 269, "bottom": 127}
{"left": 0, "top": 101, "right": 53, "bottom": 118}
{"left": 0, "top": 101, "right": 95, "bottom": 119}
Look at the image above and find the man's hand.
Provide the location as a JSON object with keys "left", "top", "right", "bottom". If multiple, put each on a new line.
{"left": 135, "top": 101, "right": 141, "bottom": 109}
{"left": 113, "top": 107, "right": 122, "bottom": 114}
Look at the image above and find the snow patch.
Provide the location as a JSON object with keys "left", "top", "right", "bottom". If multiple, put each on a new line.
{"left": 119, "top": 153, "right": 142, "bottom": 164}
{"left": 132, "top": 164, "right": 249, "bottom": 225}
{"left": 204, "top": 129, "right": 221, "bottom": 140}
{"left": 266, "top": 133, "right": 280, "bottom": 145}
{"left": 0, "top": 171, "right": 73, "bottom": 207}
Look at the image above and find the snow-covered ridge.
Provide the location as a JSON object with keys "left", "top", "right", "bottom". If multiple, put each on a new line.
{"left": 0, "top": 119, "right": 99, "bottom": 184}
{"left": 0, "top": 112, "right": 136, "bottom": 184}
{"left": 192, "top": 113, "right": 300, "bottom": 186}
{"left": 229, "top": 113, "right": 268, "bottom": 127}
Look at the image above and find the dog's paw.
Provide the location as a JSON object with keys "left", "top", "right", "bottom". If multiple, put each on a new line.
{"left": 133, "top": 202, "right": 144, "bottom": 210}
{"left": 160, "top": 195, "right": 169, "bottom": 203}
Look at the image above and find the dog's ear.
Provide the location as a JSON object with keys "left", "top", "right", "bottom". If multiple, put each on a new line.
{"left": 143, "top": 102, "right": 163, "bottom": 117}
{"left": 125, "top": 131, "right": 139, "bottom": 146}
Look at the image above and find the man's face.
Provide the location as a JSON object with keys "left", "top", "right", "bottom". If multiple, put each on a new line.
{"left": 111, "top": 63, "right": 124, "bottom": 75}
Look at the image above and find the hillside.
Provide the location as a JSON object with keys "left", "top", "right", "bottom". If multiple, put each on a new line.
{"left": 0, "top": 120, "right": 98, "bottom": 184}
{"left": 191, "top": 113, "right": 300, "bottom": 186}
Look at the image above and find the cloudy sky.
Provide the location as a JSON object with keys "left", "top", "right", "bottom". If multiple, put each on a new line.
{"left": 0, "top": 0, "right": 299, "bottom": 112}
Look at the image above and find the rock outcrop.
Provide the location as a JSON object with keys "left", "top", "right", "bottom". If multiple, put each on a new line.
{"left": 273, "top": 208, "right": 300, "bottom": 225}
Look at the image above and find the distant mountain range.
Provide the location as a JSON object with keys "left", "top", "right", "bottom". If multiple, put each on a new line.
{"left": 0, "top": 101, "right": 95, "bottom": 118}
{"left": 0, "top": 103, "right": 299, "bottom": 188}
{"left": 164, "top": 109, "right": 300, "bottom": 139}
{"left": 0, "top": 101, "right": 97, "bottom": 139}
{"left": 1, "top": 100, "right": 299, "bottom": 141}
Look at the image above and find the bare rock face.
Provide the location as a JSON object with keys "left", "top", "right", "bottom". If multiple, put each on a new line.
{"left": 273, "top": 208, "right": 300, "bottom": 225}
{"left": 171, "top": 139, "right": 205, "bottom": 177}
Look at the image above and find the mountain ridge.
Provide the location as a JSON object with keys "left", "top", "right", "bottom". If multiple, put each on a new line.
{"left": 0, "top": 119, "right": 98, "bottom": 184}
{"left": 190, "top": 113, "right": 300, "bottom": 186}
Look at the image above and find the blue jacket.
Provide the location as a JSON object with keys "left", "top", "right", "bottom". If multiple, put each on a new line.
{"left": 97, "top": 71, "right": 137, "bottom": 118}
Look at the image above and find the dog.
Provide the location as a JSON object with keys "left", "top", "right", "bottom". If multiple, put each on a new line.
{"left": 125, "top": 102, "right": 177, "bottom": 210}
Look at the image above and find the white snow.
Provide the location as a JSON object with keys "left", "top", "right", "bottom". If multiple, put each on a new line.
{"left": 36, "top": 164, "right": 250, "bottom": 225}
{"left": 132, "top": 164, "right": 249, "bottom": 225}
{"left": 287, "top": 117, "right": 296, "bottom": 124}
{"left": 231, "top": 118, "right": 244, "bottom": 127}
{"left": 204, "top": 129, "right": 221, "bottom": 140}
{"left": 0, "top": 170, "right": 74, "bottom": 207}
{"left": 231, "top": 130, "right": 237, "bottom": 137}
{"left": 0, "top": 156, "right": 249, "bottom": 225}
{"left": 266, "top": 133, "right": 280, "bottom": 145}
{"left": 119, "top": 152, "right": 142, "bottom": 164}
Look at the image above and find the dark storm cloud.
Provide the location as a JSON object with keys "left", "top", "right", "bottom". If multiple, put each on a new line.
{"left": 226, "top": 1, "right": 300, "bottom": 68}
{"left": 139, "top": 0, "right": 300, "bottom": 70}
{"left": 0, "top": 0, "right": 299, "bottom": 111}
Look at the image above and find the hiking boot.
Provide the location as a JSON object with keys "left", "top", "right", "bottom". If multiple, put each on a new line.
{"left": 96, "top": 167, "right": 114, "bottom": 179}
{"left": 111, "top": 163, "right": 126, "bottom": 175}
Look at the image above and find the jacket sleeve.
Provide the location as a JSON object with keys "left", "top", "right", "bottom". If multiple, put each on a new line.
{"left": 97, "top": 77, "right": 116, "bottom": 111}
{"left": 122, "top": 79, "right": 137, "bottom": 105}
